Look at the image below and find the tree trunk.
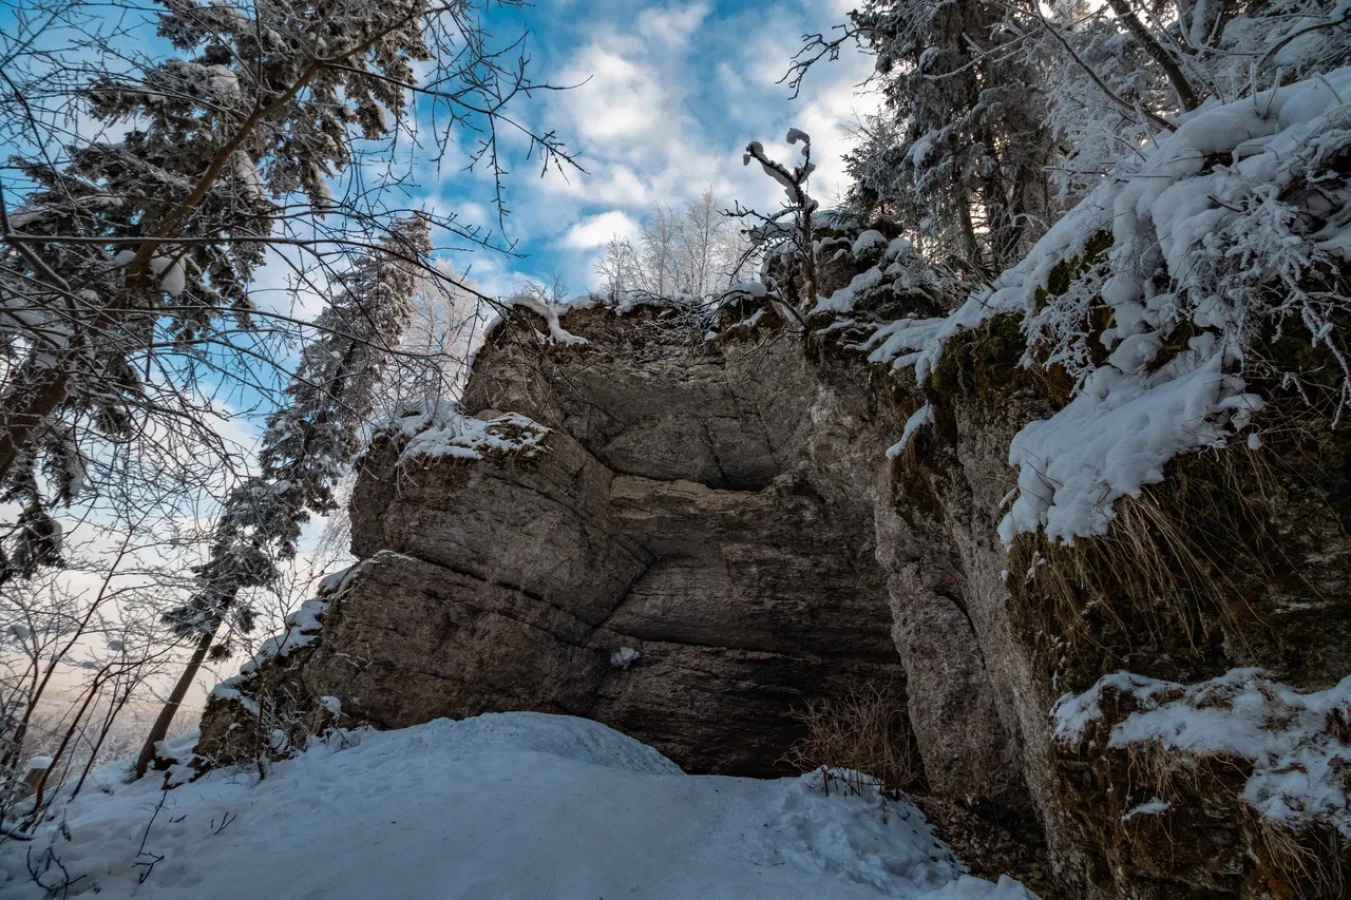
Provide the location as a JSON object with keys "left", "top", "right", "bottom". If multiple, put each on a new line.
{"left": 135, "top": 627, "right": 215, "bottom": 778}
{"left": 73, "top": 687, "right": 132, "bottom": 798}
{"left": 24, "top": 674, "right": 104, "bottom": 827}
{"left": 0, "top": 363, "right": 72, "bottom": 483}
{"left": 800, "top": 204, "right": 817, "bottom": 305}
{"left": 958, "top": 202, "right": 983, "bottom": 276}
{"left": 1107, "top": 0, "right": 1201, "bottom": 111}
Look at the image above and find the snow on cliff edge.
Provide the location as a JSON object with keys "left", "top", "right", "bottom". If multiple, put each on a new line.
{"left": 0, "top": 713, "right": 1038, "bottom": 900}
{"left": 848, "top": 67, "right": 1351, "bottom": 545}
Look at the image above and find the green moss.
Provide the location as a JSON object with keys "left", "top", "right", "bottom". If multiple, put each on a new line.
{"left": 1034, "top": 229, "right": 1113, "bottom": 314}
{"left": 889, "top": 434, "right": 952, "bottom": 524}
{"left": 928, "top": 312, "right": 1029, "bottom": 400}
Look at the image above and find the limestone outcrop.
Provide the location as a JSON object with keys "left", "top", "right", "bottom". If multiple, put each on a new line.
{"left": 197, "top": 279, "right": 1027, "bottom": 793}
{"left": 196, "top": 232, "right": 1351, "bottom": 899}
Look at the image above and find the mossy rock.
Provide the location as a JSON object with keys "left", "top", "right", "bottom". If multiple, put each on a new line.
{"left": 1033, "top": 229, "right": 1113, "bottom": 314}
{"left": 1053, "top": 681, "right": 1351, "bottom": 899}
{"left": 927, "top": 312, "right": 1073, "bottom": 407}
{"left": 1008, "top": 413, "right": 1351, "bottom": 698}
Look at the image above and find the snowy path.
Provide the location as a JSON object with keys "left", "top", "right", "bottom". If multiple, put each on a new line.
{"left": 0, "top": 713, "right": 1036, "bottom": 899}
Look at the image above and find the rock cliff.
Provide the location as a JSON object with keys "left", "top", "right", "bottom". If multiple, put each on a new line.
{"left": 196, "top": 231, "right": 1351, "bottom": 899}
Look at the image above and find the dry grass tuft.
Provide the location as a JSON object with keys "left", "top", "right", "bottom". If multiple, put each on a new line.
{"left": 784, "top": 684, "right": 926, "bottom": 795}
{"left": 1254, "top": 819, "right": 1350, "bottom": 900}
{"left": 1005, "top": 432, "right": 1341, "bottom": 691}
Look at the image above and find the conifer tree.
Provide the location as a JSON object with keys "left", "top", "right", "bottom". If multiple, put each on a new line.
{"left": 135, "top": 217, "right": 431, "bottom": 776}
{"left": 842, "top": 0, "right": 1055, "bottom": 276}
{"left": 0, "top": 0, "right": 569, "bottom": 578}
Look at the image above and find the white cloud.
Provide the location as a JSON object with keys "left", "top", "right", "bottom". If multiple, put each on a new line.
{"left": 403, "top": 0, "right": 882, "bottom": 293}
{"left": 457, "top": 201, "right": 490, "bottom": 227}
{"left": 637, "top": 2, "right": 710, "bottom": 46}
{"left": 564, "top": 210, "right": 642, "bottom": 249}
{"left": 559, "top": 47, "right": 672, "bottom": 142}
{"left": 456, "top": 251, "right": 518, "bottom": 301}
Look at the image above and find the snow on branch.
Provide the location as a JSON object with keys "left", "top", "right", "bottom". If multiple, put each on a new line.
{"left": 743, "top": 131, "right": 816, "bottom": 209}
{"left": 504, "top": 291, "right": 588, "bottom": 346}
{"left": 832, "top": 67, "right": 1351, "bottom": 545}
{"left": 736, "top": 129, "right": 821, "bottom": 304}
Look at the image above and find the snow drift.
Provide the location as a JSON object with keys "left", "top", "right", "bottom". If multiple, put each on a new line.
{"left": 0, "top": 713, "right": 1039, "bottom": 900}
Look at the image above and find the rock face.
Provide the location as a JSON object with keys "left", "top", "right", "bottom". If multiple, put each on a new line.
{"left": 199, "top": 306, "right": 938, "bottom": 778}
{"left": 198, "top": 294, "right": 1027, "bottom": 798}
{"left": 189, "top": 290, "right": 1068, "bottom": 891}
{"left": 338, "top": 310, "right": 904, "bottom": 777}
{"left": 196, "top": 248, "right": 1351, "bottom": 898}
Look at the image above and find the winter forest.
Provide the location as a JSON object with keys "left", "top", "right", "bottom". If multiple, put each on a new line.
{"left": 1, "top": 1, "right": 1350, "bottom": 898}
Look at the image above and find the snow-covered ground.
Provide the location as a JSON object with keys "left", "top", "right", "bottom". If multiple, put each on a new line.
{"left": 0, "top": 713, "right": 1036, "bottom": 899}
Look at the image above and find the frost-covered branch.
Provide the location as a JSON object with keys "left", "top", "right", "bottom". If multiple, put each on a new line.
{"left": 781, "top": 25, "right": 860, "bottom": 100}
{"left": 1103, "top": 0, "right": 1202, "bottom": 111}
{"left": 739, "top": 130, "right": 819, "bottom": 305}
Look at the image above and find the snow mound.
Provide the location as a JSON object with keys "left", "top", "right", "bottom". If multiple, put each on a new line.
{"left": 998, "top": 334, "right": 1258, "bottom": 543}
{"left": 238, "top": 596, "right": 327, "bottom": 675}
{"left": 430, "top": 710, "right": 683, "bottom": 775}
{"left": 0, "top": 713, "right": 1041, "bottom": 900}
{"left": 813, "top": 235, "right": 935, "bottom": 317}
{"left": 1054, "top": 669, "right": 1351, "bottom": 836}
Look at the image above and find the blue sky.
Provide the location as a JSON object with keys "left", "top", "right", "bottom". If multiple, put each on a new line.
{"left": 0, "top": 0, "right": 880, "bottom": 689}
{"left": 0, "top": 0, "right": 879, "bottom": 444}
{"left": 0, "top": 0, "right": 877, "bottom": 301}
{"left": 417, "top": 0, "right": 877, "bottom": 298}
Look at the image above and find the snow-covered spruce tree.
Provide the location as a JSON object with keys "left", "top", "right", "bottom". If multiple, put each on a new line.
{"left": 1035, "top": 1, "right": 1351, "bottom": 199}
{"left": 798, "top": 1, "right": 1349, "bottom": 271}
{"left": 0, "top": 0, "right": 569, "bottom": 583}
{"left": 834, "top": 3, "right": 1351, "bottom": 545}
{"left": 838, "top": 0, "right": 1056, "bottom": 276}
{"left": 134, "top": 218, "right": 431, "bottom": 778}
